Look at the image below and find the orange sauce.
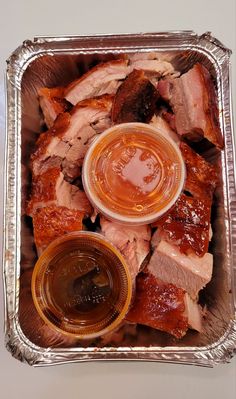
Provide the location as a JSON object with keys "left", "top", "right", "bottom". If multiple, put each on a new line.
{"left": 86, "top": 126, "right": 184, "bottom": 222}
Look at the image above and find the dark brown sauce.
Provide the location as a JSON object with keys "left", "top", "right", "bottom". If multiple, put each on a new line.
{"left": 35, "top": 235, "right": 130, "bottom": 336}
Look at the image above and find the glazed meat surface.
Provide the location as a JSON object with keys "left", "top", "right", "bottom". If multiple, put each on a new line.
{"left": 27, "top": 167, "right": 92, "bottom": 216}
{"left": 33, "top": 206, "right": 84, "bottom": 254}
{"left": 112, "top": 70, "right": 159, "bottom": 123}
{"left": 153, "top": 193, "right": 211, "bottom": 256}
{"left": 180, "top": 142, "right": 218, "bottom": 200}
{"left": 126, "top": 273, "right": 189, "bottom": 338}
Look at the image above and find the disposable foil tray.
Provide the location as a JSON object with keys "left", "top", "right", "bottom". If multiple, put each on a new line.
{"left": 3, "top": 31, "right": 236, "bottom": 366}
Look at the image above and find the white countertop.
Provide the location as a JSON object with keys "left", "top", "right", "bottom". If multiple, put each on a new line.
{"left": 0, "top": 1, "right": 236, "bottom": 398}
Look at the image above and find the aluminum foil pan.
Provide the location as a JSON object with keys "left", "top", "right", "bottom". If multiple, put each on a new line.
{"left": 3, "top": 31, "right": 236, "bottom": 367}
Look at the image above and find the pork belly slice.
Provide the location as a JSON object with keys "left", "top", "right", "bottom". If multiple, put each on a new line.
{"left": 152, "top": 194, "right": 211, "bottom": 257}
{"left": 128, "top": 52, "right": 179, "bottom": 77}
{"left": 147, "top": 239, "right": 213, "bottom": 299}
{"left": 130, "top": 59, "right": 179, "bottom": 78}
{"left": 128, "top": 52, "right": 162, "bottom": 62}
{"left": 158, "top": 63, "right": 223, "bottom": 148}
{"left": 112, "top": 69, "right": 159, "bottom": 123}
{"left": 27, "top": 167, "right": 92, "bottom": 216}
{"left": 126, "top": 273, "right": 189, "bottom": 338}
{"left": 100, "top": 217, "right": 151, "bottom": 279}
{"left": 19, "top": 270, "right": 77, "bottom": 347}
{"left": 64, "top": 56, "right": 178, "bottom": 107}
{"left": 32, "top": 205, "right": 84, "bottom": 255}
{"left": 149, "top": 114, "right": 180, "bottom": 144}
{"left": 64, "top": 59, "right": 129, "bottom": 105}
{"left": 38, "top": 87, "right": 70, "bottom": 128}
{"left": 180, "top": 142, "right": 218, "bottom": 199}
{"left": 31, "top": 95, "right": 113, "bottom": 178}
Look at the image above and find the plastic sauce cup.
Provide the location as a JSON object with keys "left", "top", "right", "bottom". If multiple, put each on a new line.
{"left": 31, "top": 232, "right": 132, "bottom": 340}
{"left": 82, "top": 123, "right": 185, "bottom": 225}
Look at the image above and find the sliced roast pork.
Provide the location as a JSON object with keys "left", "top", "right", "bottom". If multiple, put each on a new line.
{"left": 180, "top": 142, "right": 218, "bottom": 200}
{"left": 64, "top": 59, "right": 130, "bottom": 105}
{"left": 126, "top": 272, "right": 202, "bottom": 338}
{"left": 128, "top": 52, "right": 180, "bottom": 80}
{"left": 158, "top": 63, "right": 223, "bottom": 148}
{"left": 147, "top": 239, "right": 213, "bottom": 299}
{"left": 112, "top": 69, "right": 159, "bottom": 123}
{"left": 33, "top": 206, "right": 84, "bottom": 255}
{"left": 27, "top": 167, "right": 92, "bottom": 216}
{"left": 31, "top": 95, "right": 113, "bottom": 179}
{"left": 100, "top": 217, "right": 151, "bottom": 279}
{"left": 64, "top": 56, "right": 179, "bottom": 107}
{"left": 152, "top": 193, "right": 211, "bottom": 257}
{"left": 38, "top": 87, "right": 70, "bottom": 128}
{"left": 130, "top": 59, "right": 179, "bottom": 79}
{"left": 149, "top": 114, "right": 180, "bottom": 144}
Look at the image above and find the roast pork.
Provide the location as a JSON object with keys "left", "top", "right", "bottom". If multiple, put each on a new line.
{"left": 147, "top": 239, "right": 213, "bottom": 299}
{"left": 158, "top": 63, "right": 223, "bottom": 148}
{"left": 100, "top": 217, "right": 151, "bottom": 279}
{"left": 126, "top": 272, "right": 202, "bottom": 338}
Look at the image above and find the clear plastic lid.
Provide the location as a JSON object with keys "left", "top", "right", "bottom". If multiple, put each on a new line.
{"left": 32, "top": 232, "right": 132, "bottom": 340}
{"left": 82, "top": 123, "right": 185, "bottom": 225}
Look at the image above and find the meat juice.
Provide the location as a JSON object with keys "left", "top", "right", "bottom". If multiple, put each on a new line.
{"left": 32, "top": 233, "right": 132, "bottom": 338}
{"left": 83, "top": 123, "right": 185, "bottom": 224}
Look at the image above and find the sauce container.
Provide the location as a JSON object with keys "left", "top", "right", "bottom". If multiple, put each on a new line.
{"left": 31, "top": 231, "right": 132, "bottom": 340}
{"left": 82, "top": 123, "right": 185, "bottom": 225}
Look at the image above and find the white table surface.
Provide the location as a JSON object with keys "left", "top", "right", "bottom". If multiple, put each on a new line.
{"left": 0, "top": 1, "right": 236, "bottom": 398}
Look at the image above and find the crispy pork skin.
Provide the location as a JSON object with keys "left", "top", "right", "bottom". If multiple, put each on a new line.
{"left": 126, "top": 273, "right": 189, "bottom": 338}
{"left": 27, "top": 167, "right": 92, "bottom": 216}
{"left": 158, "top": 63, "right": 223, "bottom": 148}
{"left": 38, "top": 87, "right": 70, "bottom": 128}
{"left": 112, "top": 70, "right": 158, "bottom": 123}
{"left": 152, "top": 194, "right": 211, "bottom": 257}
{"left": 33, "top": 206, "right": 84, "bottom": 254}
{"left": 147, "top": 239, "right": 213, "bottom": 299}
{"left": 64, "top": 59, "right": 129, "bottom": 105}
{"left": 100, "top": 217, "right": 151, "bottom": 279}
{"left": 180, "top": 142, "right": 218, "bottom": 200}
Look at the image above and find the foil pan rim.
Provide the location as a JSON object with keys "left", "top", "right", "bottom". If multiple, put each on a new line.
{"left": 3, "top": 31, "right": 236, "bottom": 367}
{"left": 5, "top": 319, "right": 236, "bottom": 367}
